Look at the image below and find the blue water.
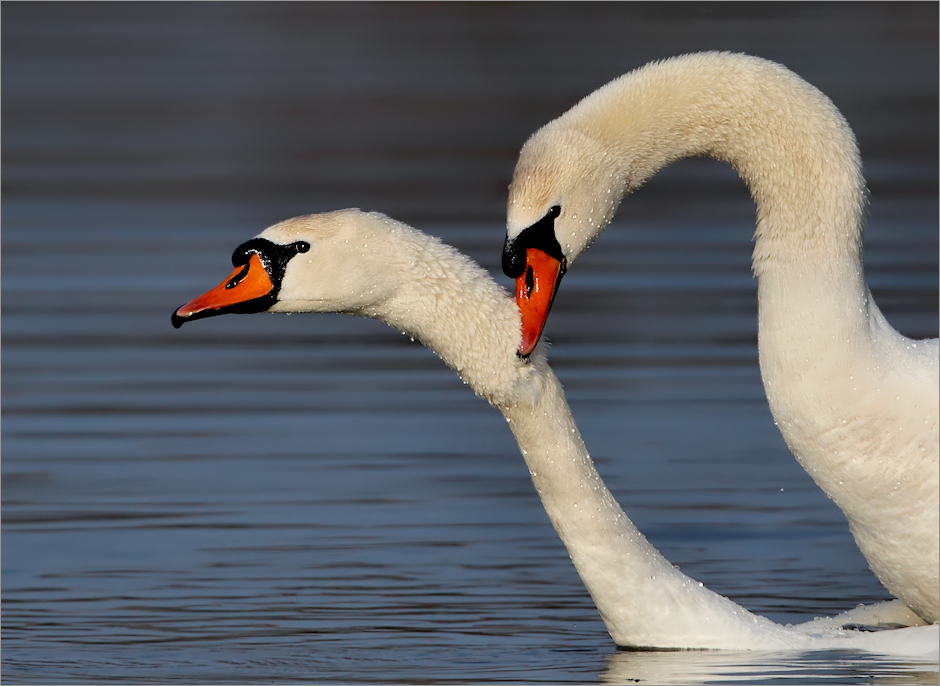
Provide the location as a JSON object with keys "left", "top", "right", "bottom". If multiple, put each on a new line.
{"left": 3, "top": 4, "right": 937, "bottom": 684}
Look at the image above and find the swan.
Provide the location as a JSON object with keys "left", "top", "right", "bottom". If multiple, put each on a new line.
{"left": 172, "top": 209, "right": 937, "bottom": 655}
{"left": 501, "top": 52, "right": 939, "bottom": 624}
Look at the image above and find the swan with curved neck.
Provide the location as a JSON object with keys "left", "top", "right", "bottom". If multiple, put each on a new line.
{"left": 172, "top": 209, "right": 936, "bottom": 653}
{"left": 502, "top": 52, "right": 939, "bottom": 624}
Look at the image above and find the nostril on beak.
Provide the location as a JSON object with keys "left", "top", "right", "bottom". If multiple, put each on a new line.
{"left": 525, "top": 266, "right": 534, "bottom": 299}
{"left": 225, "top": 264, "right": 250, "bottom": 289}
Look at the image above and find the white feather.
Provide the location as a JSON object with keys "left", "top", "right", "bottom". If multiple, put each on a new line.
{"left": 506, "top": 52, "right": 939, "bottom": 623}
{"left": 249, "top": 209, "right": 936, "bottom": 654}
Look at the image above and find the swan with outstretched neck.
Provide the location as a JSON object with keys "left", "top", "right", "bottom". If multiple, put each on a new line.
{"left": 502, "top": 52, "right": 939, "bottom": 624}
{"left": 172, "top": 209, "right": 936, "bottom": 653}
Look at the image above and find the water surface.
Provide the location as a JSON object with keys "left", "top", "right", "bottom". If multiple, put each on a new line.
{"left": 3, "top": 4, "right": 938, "bottom": 684}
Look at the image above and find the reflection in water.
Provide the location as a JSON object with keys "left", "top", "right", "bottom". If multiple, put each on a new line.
{"left": 604, "top": 649, "right": 940, "bottom": 685}
{"left": 3, "top": 2, "right": 937, "bottom": 684}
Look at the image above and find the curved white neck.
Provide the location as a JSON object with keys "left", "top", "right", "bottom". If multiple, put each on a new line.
{"left": 515, "top": 55, "right": 875, "bottom": 431}
{"left": 560, "top": 53, "right": 866, "bottom": 275}
{"left": 362, "top": 227, "right": 526, "bottom": 408}
{"left": 501, "top": 360, "right": 794, "bottom": 648}
{"left": 369, "top": 229, "right": 794, "bottom": 647}
{"left": 512, "top": 53, "right": 937, "bottom": 622}
{"left": 537, "top": 54, "right": 878, "bottom": 446}
{"left": 277, "top": 212, "right": 934, "bottom": 644}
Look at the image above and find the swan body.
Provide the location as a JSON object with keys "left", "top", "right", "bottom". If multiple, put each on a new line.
{"left": 502, "top": 52, "right": 939, "bottom": 623}
{"left": 173, "top": 209, "right": 937, "bottom": 655}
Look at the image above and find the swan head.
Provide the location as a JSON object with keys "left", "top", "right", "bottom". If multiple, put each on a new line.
{"left": 172, "top": 210, "right": 404, "bottom": 328}
{"left": 173, "top": 209, "right": 542, "bottom": 407}
{"left": 503, "top": 125, "right": 626, "bottom": 355}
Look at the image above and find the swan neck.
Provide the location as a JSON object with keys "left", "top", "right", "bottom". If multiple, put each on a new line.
{"left": 555, "top": 53, "right": 867, "bottom": 273}
{"left": 369, "top": 231, "right": 526, "bottom": 407}
{"left": 501, "top": 360, "right": 790, "bottom": 648}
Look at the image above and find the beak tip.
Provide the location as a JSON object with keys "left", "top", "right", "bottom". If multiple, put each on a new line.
{"left": 514, "top": 247, "right": 563, "bottom": 361}
{"left": 171, "top": 310, "right": 188, "bottom": 329}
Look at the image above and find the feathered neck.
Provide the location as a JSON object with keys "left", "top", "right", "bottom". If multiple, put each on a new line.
{"left": 364, "top": 224, "right": 532, "bottom": 408}
{"left": 513, "top": 52, "right": 867, "bottom": 276}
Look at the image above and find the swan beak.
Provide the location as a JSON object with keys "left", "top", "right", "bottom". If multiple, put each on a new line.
{"left": 516, "top": 247, "right": 565, "bottom": 356}
{"left": 172, "top": 253, "right": 274, "bottom": 328}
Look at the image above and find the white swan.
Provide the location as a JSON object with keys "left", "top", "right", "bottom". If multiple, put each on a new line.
{"left": 172, "top": 209, "right": 937, "bottom": 655}
{"left": 502, "top": 52, "right": 939, "bottom": 624}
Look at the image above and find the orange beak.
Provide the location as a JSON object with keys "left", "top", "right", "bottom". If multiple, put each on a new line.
{"left": 516, "top": 247, "right": 565, "bottom": 356}
{"left": 172, "top": 253, "right": 275, "bottom": 328}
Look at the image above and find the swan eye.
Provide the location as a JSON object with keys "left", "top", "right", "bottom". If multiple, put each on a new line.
{"left": 227, "top": 237, "right": 313, "bottom": 301}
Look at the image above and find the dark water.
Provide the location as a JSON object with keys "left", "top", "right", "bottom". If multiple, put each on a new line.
{"left": 2, "top": 4, "right": 938, "bottom": 684}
